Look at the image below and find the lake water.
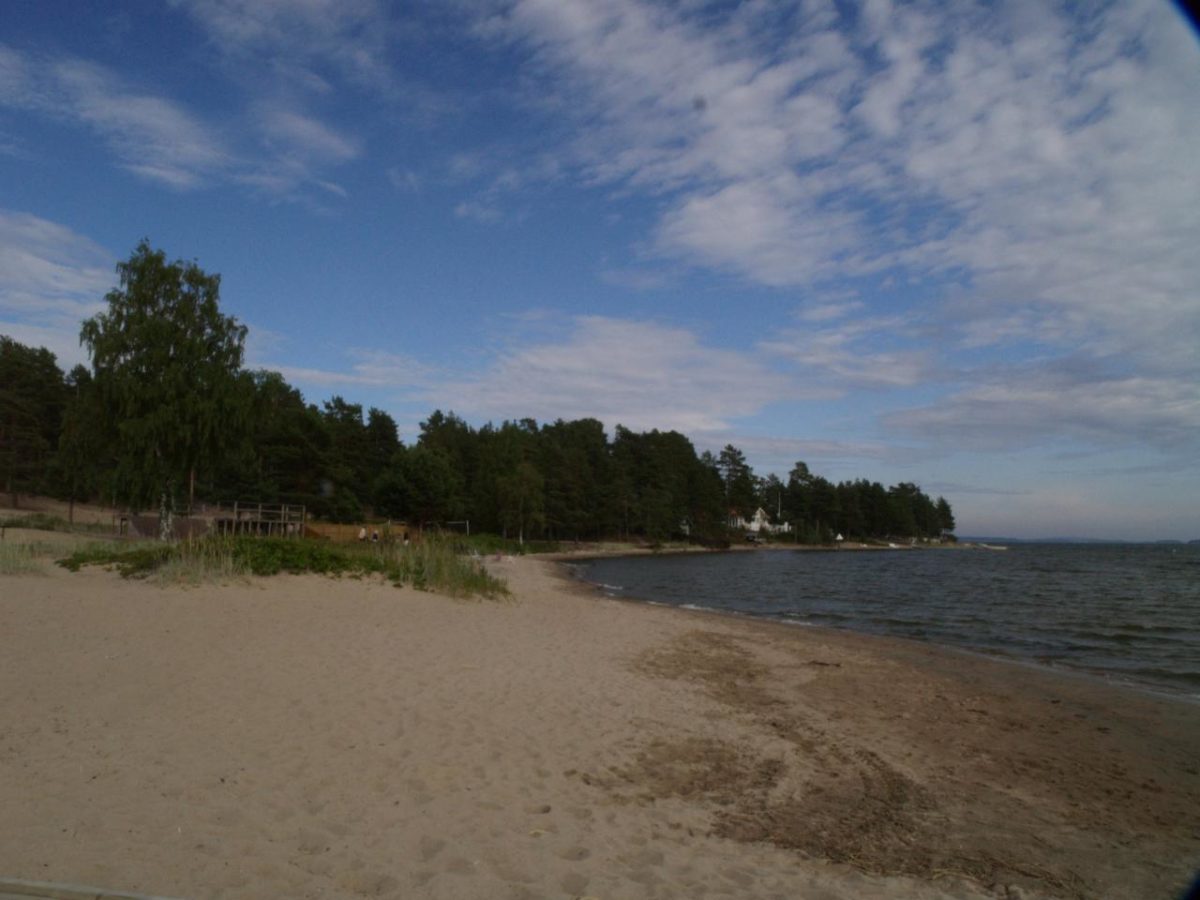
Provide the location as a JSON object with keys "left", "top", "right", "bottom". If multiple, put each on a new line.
{"left": 574, "top": 544, "right": 1200, "bottom": 698}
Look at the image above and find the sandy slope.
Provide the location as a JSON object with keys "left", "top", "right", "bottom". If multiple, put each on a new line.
{"left": 0, "top": 495, "right": 117, "bottom": 526}
{"left": 0, "top": 554, "right": 1196, "bottom": 900}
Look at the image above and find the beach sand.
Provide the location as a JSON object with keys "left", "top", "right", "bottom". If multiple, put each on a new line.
{"left": 1, "top": 553, "right": 1197, "bottom": 900}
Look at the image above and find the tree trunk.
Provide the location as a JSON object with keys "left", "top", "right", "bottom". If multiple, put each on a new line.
{"left": 159, "top": 490, "right": 174, "bottom": 541}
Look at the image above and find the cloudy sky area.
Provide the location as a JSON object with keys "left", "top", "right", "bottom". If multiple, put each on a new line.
{"left": 2, "top": 0, "right": 1198, "bottom": 539}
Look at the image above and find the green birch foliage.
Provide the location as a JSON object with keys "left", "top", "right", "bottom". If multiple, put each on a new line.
{"left": 80, "top": 241, "right": 248, "bottom": 511}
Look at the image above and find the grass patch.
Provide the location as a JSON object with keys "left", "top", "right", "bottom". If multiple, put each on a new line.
{"left": 57, "top": 535, "right": 508, "bottom": 599}
{"left": 154, "top": 540, "right": 250, "bottom": 586}
{"left": 2, "top": 536, "right": 125, "bottom": 575}
{"left": 0, "top": 542, "right": 46, "bottom": 575}
{"left": 0, "top": 513, "right": 113, "bottom": 534}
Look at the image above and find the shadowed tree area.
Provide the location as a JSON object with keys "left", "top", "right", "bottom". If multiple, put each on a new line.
{"left": 4, "top": 243, "right": 954, "bottom": 543}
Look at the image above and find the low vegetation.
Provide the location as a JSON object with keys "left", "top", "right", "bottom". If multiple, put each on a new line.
{"left": 0, "top": 542, "right": 45, "bottom": 575}
{"left": 56, "top": 535, "right": 508, "bottom": 598}
{"left": 0, "top": 513, "right": 112, "bottom": 534}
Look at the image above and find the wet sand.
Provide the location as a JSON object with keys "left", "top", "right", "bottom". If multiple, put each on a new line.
{"left": 1, "top": 554, "right": 1197, "bottom": 899}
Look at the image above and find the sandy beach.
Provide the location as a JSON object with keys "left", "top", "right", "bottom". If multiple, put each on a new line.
{"left": 1, "top": 552, "right": 1197, "bottom": 900}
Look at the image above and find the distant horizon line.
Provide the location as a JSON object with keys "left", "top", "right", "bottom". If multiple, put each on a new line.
{"left": 960, "top": 536, "right": 1199, "bottom": 546}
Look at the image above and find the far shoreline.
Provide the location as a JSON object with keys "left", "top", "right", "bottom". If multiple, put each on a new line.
{"left": 541, "top": 536, "right": 994, "bottom": 565}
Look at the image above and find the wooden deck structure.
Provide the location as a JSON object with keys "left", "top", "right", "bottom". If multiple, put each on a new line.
{"left": 212, "top": 502, "right": 306, "bottom": 538}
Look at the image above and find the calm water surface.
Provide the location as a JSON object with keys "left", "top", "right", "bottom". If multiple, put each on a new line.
{"left": 575, "top": 544, "right": 1200, "bottom": 697}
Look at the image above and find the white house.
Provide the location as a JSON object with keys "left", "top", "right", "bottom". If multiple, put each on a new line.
{"left": 729, "top": 507, "right": 792, "bottom": 535}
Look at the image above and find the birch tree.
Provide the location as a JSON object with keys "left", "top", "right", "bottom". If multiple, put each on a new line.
{"left": 80, "top": 241, "right": 247, "bottom": 538}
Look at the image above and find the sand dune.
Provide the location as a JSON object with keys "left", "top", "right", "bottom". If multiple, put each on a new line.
{"left": 1, "top": 553, "right": 1196, "bottom": 899}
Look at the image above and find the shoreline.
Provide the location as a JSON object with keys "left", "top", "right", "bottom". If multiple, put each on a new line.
{"left": 555, "top": 546, "right": 1200, "bottom": 706}
{"left": 540, "top": 554, "right": 1200, "bottom": 897}
{"left": 2, "top": 558, "right": 1197, "bottom": 899}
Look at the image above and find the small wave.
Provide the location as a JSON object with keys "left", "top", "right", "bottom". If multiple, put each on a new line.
{"left": 1108, "top": 622, "right": 1192, "bottom": 635}
{"left": 1108, "top": 667, "right": 1200, "bottom": 688}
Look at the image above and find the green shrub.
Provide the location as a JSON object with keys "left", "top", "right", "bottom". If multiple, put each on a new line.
{"left": 58, "top": 543, "right": 172, "bottom": 576}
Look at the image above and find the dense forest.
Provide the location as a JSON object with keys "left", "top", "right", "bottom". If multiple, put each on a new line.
{"left": 1, "top": 243, "right": 954, "bottom": 544}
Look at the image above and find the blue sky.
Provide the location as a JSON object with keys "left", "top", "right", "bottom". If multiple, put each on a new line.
{"left": 2, "top": 0, "right": 1198, "bottom": 540}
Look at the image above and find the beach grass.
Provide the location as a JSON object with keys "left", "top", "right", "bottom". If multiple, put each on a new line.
{"left": 0, "top": 534, "right": 123, "bottom": 574}
{"left": 57, "top": 535, "right": 509, "bottom": 598}
{"left": 0, "top": 542, "right": 46, "bottom": 575}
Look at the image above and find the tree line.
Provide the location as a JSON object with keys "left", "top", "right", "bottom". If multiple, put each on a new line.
{"left": 1, "top": 242, "right": 955, "bottom": 543}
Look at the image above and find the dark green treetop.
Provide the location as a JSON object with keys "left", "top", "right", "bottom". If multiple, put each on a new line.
{"left": 0, "top": 336, "right": 68, "bottom": 505}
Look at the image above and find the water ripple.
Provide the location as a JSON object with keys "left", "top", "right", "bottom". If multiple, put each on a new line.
{"left": 580, "top": 544, "right": 1200, "bottom": 697}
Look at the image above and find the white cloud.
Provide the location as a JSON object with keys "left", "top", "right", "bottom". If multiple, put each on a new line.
{"left": 0, "top": 209, "right": 113, "bottom": 367}
{"left": 387, "top": 167, "right": 421, "bottom": 192}
{"left": 177, "top": 0, "right": 394, "bottom": 89}
{"left": 423, "top": 315, "right": 797, "bottom": 433}
{"left": 796, "top": 299, "right": 864, "bottom": 323}
{"left": 487, "top": 0, "right": 1200, "bottom": 455}
{"left": 656, "top": 174, "right": 860, "bottom": 286}
{"left": 454, "top": 200, "right": 503, "bottom": 224}
{"left": 0, "top": 46, "right": 230, "bottom": 189}
{"left": 1, "top": 44, "right": 360, "bottom": 199}
{"left": 262, "top": 348, "right": 436, "bottom": 391}
{"left": 259, "top": 108, "right": 359, "bottom": 162}
{"left": 886, "top": 368, "right": 1200, "bottom": 455}
{"left": 760, "top": 312, "right": 932, "bottom": 391}
{"left": 597, "top": 266, "right": 673, "bottom": 291}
